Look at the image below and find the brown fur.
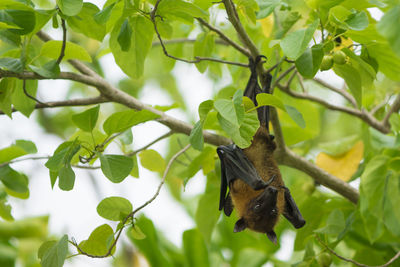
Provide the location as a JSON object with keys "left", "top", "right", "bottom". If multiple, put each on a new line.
{"left": 230, "top": 126, "right": 285, "bottom": 233}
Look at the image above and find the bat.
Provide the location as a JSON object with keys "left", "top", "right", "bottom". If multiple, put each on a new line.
{"left": 217, "top": 56, "right": 305, "bottom": 243}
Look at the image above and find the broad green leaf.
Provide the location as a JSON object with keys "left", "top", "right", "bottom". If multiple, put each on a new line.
{"left": 56, "top": 0, "right": 83, "bottom": 16}
{"left": 256, "top": 0, "right": 280, "bottom": 19}
{"left": 194, "top": 32, "right": 215, "bottom": 73}
{"left": 94, "top": 3, "right": 115, "bottom": 24}
{"left": 285, "top": 105, "right": 306, "bottom": 128}
{"left": 103, "top": 109, "right": 160, "bottom": 135}
{"left": 11, "top": 79, "right": 37, "bottom": 117}
{"left": 189, "top": 121, "right": 204, "bottom": 151}
{"left": 38, "top": 241, "right": 57, "bottom": 260}
{"left": 157, "top": 0, "right": 208, "bottom": 24}
{"left": 0, "top": 57, "right": 23, "bottom": 72}
{"left": 255, "top": 93, "right": 285, "bottom": 110}
{"left": 377, "top": 5, "right": 400, "bottom": 58}
{"left": 329, "top": 5, "right": 351, "bottom": 25}
{"left": 29, "top": 60, "right": 60, "bottom": 78}
{"left": 237, "top": 248, "right": 268, "bottom": 267}
{"left": 198, "top": 100, "right": 214, "bottom": 121}
{"left": 0, "top": 0, "right": 34, "bottom": 10}
{"left": 367, "top": 43, "right": 400, "bottom": 81}
{"left": 334, "top": 64, "right": 362, "bottom": 107}
{"left": 280, "top": 19, "right": 319, "bottom": 60}
{"left": 40, "top": 40, "right": 92, "bottom": 62}
{"left": 58, "top": 164, "right": 75, "bottom": 191}
{"left": 41, "top": 235, "right": 68, "bottom": 267}
{"left": 45, "top": 141, "right": 81, "bottom": 171}
{"left": 110, "top": 15, "right": 154, "bottom": 78}
{"left": 99, "top": 154, "right": 133, "bottom": 183}
{"left": 97, "top": 196, "right": 133, "bottom": 221}
{"left": 66, "top": 3, "right": 106, "bottom": 41}
{"left": 214, "top": 99, "right": 244, "bottom": 127}
{"left": 130, "top": 225, "right": 146, "bottom": 240}
{"left": 0, "top": 78, "right": 15, "bottom": 117}
{"left": 182, "top": 229, "right": 209, "bottom": 267}
{"left": 79, "top": 224, "right": 115, "bottom": 256}
{"left": 0, "top": 165, "right": 28, "bottom": 193}
{"left": 0, "top": 140, "right": 37, "bottom": 163}
{"left": 345, "top": 11, "right": 368, "bottom": 31}
{"left": 0, "top": 9, "right": 35, "bottom": 35}
{"left": 71, "top": 105, "right": 100, "bottom": 132}
{"left": 183, "top": 147, "right": 215, "bottom": 181}
{"left": 130, "top": 154, "right": 139, "bottom": 178}
{"left": 139, "top": 150, "right": 166, "bottom": 173}
{"left": 117, "top": 18, "right": 132, "bottom": 51}
{"left": 314, "top": 209, "right": 345, "bottom": 234}
{"left": 0, "top": 21, "right": 21, "bottom": 29}
{"left": 295, "top": 44, "right": 324, "bottom": 78}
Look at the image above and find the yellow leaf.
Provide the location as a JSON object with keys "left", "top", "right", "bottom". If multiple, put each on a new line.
{"left": 260, "top": 15, "right": 274, "bottom": 38}
{"left": 316, "top": 141, "right": 364, "bottom": 181}
{"left": 334, "top": 37, "right": 353, "bottom": 51}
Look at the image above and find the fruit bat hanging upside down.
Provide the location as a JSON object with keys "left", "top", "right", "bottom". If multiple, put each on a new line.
{"left": 217, "top": 56, "right": 305, "bottom": 244}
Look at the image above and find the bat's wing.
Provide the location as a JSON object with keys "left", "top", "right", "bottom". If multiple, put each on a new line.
{"left": 282, "top": 187, "right": 306, "bottom": 229}
{"left": 217, "top": 144, "right": 274, "bottom": 214}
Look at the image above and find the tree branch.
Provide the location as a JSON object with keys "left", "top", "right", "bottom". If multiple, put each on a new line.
{"left": 127, "top": 131, "right": 174, "bottom": 156}
{"left": 196, "top": 17, "right": 251, "bottom": 57}
{"left": 316, "top": 235, "right": 400, "bottom": 267}
{"left": 313, "top": 77, "right": 358, "bottom": 108}
{"left": 382, "top": 94, "right": 400, "bottom": 129}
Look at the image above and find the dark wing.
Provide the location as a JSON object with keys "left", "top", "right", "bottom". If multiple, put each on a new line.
{"left": 282, "top": 187, "right": 306, "bottom": 229}
{"left": 243, "top": 56, "right": 273, "bottom": 130}
{"left": 217, "top": 144, "right": 274, "bottom": 214}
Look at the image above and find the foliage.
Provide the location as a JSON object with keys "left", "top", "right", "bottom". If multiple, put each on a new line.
{"left": 0, "top": 0, "right": 400, "bottom": 266}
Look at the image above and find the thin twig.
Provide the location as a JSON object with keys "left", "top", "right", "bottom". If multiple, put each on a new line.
{"left": 22, "top": 79, "right": 49, "bottom": 106}
{"left": 382, "top": 94, "right": 400, "bottom": 128}
{"left": 313, "top": 77, "right": 358, "bottom": 108}
{"left": 152, "top": 38, "right": 230, "bottom": 46}
{"left": 71, "top": 144, "right": 191, "bottom": 258}
{"left": 196, "top": 17, "right": 250, "bottom": 57}
{"left": 56, "top": 18, "right": 67, "bottom": 65}
{"left": 316, "top": 235, "right": 400, "bottom": 267}
{"left": 0, "top": 155, "right": 50, "bottom": 168}
{"left": 126, "top": 131, "right": 174, "bottom": 157}
{"left": 194, "top": 56, "right": 248, "bottom": 67}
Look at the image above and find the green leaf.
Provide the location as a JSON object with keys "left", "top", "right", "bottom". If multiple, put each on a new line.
{"left": 157, "top": 0, "right": 208, "bottom": 24}
{"left": 110, "top": 15, "right": 154, "bottom": 78}
{"left": 194, "top": 32, "right": 215, "bottom": 73}
{"left": 0, "top": 199, "right": 13, "bottom": 221}
{"left": 38, "top": 241, "right": 57, "bottom": 260}
{"left": 285, "top": 105, "right": 306, "bottom": 128}
{"left": 139, "top": 150, "right": 166, "bottom": 173}
{"left": 256, "top": 0, "right": 280, "bottom": 19}
{"left": 0, "top": 57, "right": 23, "bottom": 72}
{"left": 94, "top": 3, "right": 115, "bottom": 24}
{"left": 99, "top": 154, "right": 133, "bottom": 183}
{"left": 56, "top": 0, "right": 83, "bottom": 16}
{"left": 79, "top": 224, "right": 115, "bottom": 256}
{"left": 66, "top": 3, "right": 106, "bottom": 41}
{"left": 214, "top": 98, "right": 244, "bottom": 127}
{"left": 1, "top": 9, "right": 36, "bottom": 35}
{"left": 189, "top": 121, "right": 204, "bottom": 151}
{"left": 377, "top": 5, "right": 400, "bottom": 58}
{"left": 97, "top": 196, "right": 133, "bottom": 221}
{"left": 71, "top": 105, "right": 100, "bottom": 132}
{"left": 315, "top": 209, "right": 345, "bottom": 234}
{"left": 334, "top": 64, "right": 362, "bottom": 107}
{"left": 198, "top": 100, "right": 214, "bottom": 121}
{"left": 41, "top": 235, "right": 68, "bottom": 267}
{"left": 45, "top": 141, "right": 81, "bottom": 171}
{"left": 280, "top": 19, "right": 319, "bottom": 60}
{"left": 40, "top": 40, "right": 92, "bottom": 62}
{"left": 130, "top": 225, "right": 146, "bottom": 240}
{"left": 0, "top": 139, "right": 37, "bottom": 163}
{"left": 0, "top": 165, "right": 28, "bottom": 193}
{"left": 255, "top": 93, "right": 285, "bottom": 110}
{"left": 103, "top": 109, "right": 160, "bottom": 135}
{"left": 295, "top": 44, "right": 324, "bottom": 78}
{"left": 29, "top": 60, "right": 60, "bottom": 78}
{"left": 182, "top": 229, "right": 209, "bottom": 267}
{"left": 367, "top": 43, "right": 400, "bottom": 81}
{"left": 345, "top": 11, "right": 368, "bottom": 31}
{"left": 58, "top": 164, "right": 75, "bottom": 191}
{"left": 117, "top": 18, "right": 132, "bottom": 52}
{"left": 0, "top": 78, "right": 15, "bottom": 118}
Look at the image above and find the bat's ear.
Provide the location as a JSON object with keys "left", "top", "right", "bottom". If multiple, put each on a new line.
{"left": 233, "top": 218, "right": 247, "bottom": 232}
{"left": 266, "top": 231, "right": 277, "bottom": 244}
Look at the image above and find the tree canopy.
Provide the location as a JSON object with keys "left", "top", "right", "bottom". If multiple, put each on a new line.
{"left": 0, "top": 0, "right": 400, "bottom": 266}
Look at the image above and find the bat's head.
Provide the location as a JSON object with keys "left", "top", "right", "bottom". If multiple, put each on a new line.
{"left": 233, "top": 186, "right": 279, "bottom": 244}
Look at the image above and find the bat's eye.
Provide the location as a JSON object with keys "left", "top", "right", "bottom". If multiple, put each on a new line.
{"left": 254, "top": 204, "right": 261, "bottom": 210}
